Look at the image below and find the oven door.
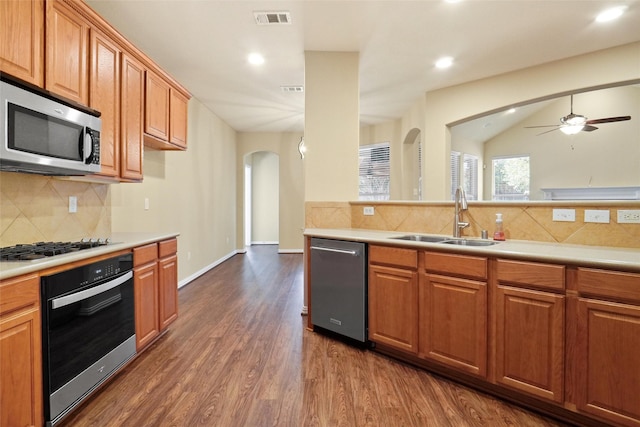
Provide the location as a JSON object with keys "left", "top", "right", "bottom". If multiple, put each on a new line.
{"left": 42, "top": 270, "right": 136, "bottom": 425}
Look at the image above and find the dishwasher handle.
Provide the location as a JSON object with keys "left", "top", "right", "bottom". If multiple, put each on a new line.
{"left": 310, "top": 245, "right": 360, "bottom": 256}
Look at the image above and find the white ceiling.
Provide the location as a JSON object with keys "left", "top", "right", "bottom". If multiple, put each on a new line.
{"left": 86, "top": 0, "right": 640, "bottom": 133}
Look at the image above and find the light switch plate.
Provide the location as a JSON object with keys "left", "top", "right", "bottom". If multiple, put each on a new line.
{"left": 584, "top": 209, "right": 610, "bottom": 223}
{"left": 552, "top": 208, "right": 575, "bottom": 222}
{"left": 363, "top": 206, "right": 374, "bottom": 216}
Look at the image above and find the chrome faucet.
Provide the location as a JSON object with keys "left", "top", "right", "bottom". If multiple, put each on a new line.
{"left": 453, "top": 186, "right": 469, "bottom": 237}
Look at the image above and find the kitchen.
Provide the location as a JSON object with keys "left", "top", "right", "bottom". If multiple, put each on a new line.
{"left": 1, "top": 1, "right": 640, "bottom": 426}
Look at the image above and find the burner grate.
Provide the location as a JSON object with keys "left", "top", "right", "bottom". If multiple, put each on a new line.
{"left": 0, "top": 239, "right": 111, "bottom": 261}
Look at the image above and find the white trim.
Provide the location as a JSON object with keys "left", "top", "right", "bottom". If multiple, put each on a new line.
{"left": 541, "top": 186, "right": 640, "bottom": 200}
{"left": 250, "top": 241, "right": 279, "bottom": 245}
{"left": 278, "top": 248, "right": 303, "bottom": 254}
{"left": 178, "top": 250, "right": 238, "bottom": 289}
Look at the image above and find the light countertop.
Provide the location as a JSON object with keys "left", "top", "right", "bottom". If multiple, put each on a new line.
{"left": 304, "top": 228, "right": 640, "bottom": 272}
{"left": 0, "top": 232, "right": 179, "bottom": 281}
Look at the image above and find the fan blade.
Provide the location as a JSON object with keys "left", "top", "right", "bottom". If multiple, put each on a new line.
{"left": 586, "top": 116, "right": 631, "bottom": 124}
{"left": 582, "top": 125, "right": 598, "bottom": 132}
{"left": 536, "top": 127, "right": 560, "bottom": 136}
{"left": 525, "top": 125, "right": 560, "bottom": 129}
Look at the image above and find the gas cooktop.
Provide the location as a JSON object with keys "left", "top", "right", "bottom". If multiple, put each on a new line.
{"left": 0, "top": 239, "right": 112, "bottom": 261}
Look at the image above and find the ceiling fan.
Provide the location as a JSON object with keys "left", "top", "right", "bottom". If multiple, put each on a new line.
{"left": 525, "top": 95, "right": 631, "bottom": 135}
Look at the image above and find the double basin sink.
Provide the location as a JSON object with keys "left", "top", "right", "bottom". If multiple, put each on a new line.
{"left": 392, "top": 234, "right": 500, "bottom": 246}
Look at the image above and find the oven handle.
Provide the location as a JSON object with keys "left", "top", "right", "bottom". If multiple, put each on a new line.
{"left": 51, "top": 271, "right": 133, "bottom": 309}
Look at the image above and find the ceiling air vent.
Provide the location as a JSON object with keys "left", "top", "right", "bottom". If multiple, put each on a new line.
{"left": 254, "top": 11, "right": 291, "bottom": 25}
{"left": 281, "top": 86, "right": 304, "bottom": 93}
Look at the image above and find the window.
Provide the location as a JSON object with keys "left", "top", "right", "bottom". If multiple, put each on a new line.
{"left": 359, "top": 142, "right": 390, "bottom": 200}
{"left": 450, "top": 151, "right": 460, "bottom": 200}
{"left": 463, "top": 154, "right": 478, "bottom": 201}
{"left": 450, "top": 151, "right": 478, "bottom": 200}
{"left": 492, "top": 155, "right": 530, "bottom": 201}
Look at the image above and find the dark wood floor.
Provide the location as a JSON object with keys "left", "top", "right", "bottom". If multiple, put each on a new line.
{"left": 62, "top": 245, "right": 569, "bottom": 427}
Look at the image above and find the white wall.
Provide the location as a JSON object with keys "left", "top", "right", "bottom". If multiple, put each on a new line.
{"left": 236, "top": 132, "right": 304, "bottom": 252}
{"left": 251, "top": 151, "right": 279, "bottom": 243}
{"left": 304, "top": 51, "right": 360, "bottom": 201}
{"left": 111, "top": 98, "right": 237, "bottom": 284}
{"left": 416, "top": 42, "right": 640, "bottom": 200}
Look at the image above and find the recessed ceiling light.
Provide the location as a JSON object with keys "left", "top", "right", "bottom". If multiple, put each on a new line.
{"left": 435, "top": 56, "right": 454, "bottom": 69}
{"left": 248, "top": 52, "right": 265, "bottom": 65}
{"left": 507, "top": 108, "right": 516, "bottom": 114}
{"left": 596, "top": 6, "right": 626, "bottom": 23}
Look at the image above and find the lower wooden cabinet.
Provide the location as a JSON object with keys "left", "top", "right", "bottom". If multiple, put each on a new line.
{"left": 368, "top": 245, "right": 418, "bottom": 354}
{"left": 494, "top": 286, "right": 564, "bottom": 402}
{"left": 493, "top": 259, "right": 565, "bottom": 403}
{"left": 574, "top": 268, "right": 640, "bottom": 427}
{"left": 0, "top": 274, "right": 43, "bottom": 427}
{"left": 420, "top": 273, "right": 487, "bottom": 377}
{"left": 158, "top": 239, "right": 178, "bottom": 329}
{"left": 133, "top": 238, "right": 178, "bottom": 351}
{"left": 420, "top": 251, "right": 488, "bottom": 377}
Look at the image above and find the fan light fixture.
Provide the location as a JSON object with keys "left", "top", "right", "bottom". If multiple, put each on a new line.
{"left": 560, "top": 125, "right": 585, "bottom": 135}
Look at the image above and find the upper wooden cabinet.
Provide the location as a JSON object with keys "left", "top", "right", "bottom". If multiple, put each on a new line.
{"left": 120, "top": 52, "right": 145, "bottom": 181}
{"left": 90, "top": 28, "right": 121, "bottom": 178}
{"left": 0, "top": 0, "right": 44, "bottom": 86}
{"left": 144, "top": 70, "right": 189, "bottom": 151}
{"left": 169, "top": 89, "right": 188, "bottom": 149}
{"left": 45, "top": 0, "right": 89, "bottom": 104}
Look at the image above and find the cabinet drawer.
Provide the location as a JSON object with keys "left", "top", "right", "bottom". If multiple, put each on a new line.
{"left": 0, "top": 274, "right": 39, "bottom": 316}
{"left": 369, "top": 245, "right": 417, "bottom": 269}
{"left": 497, "top": 259, "right": 564, "bottom": 291}
{"left": 577, "top": 268, "right": 640, "bottom": 303}
{"left": 424, "top": 252, "right": 487, "bottom": 280}
{"left": 158, "top": 238, "right": 177, "bottom": 258}
{"left": 134, "top": 243, "right": 158, "bottom": 266}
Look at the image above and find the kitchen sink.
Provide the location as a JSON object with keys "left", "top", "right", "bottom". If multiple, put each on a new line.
{"left": 391, "top": 235, "right": 500, "bottom": 246}
{"left": 391, "top": 235, "right": 452, "bottom": 243}
{"left": 441, "top": 239, "right": 499, "bottom": 246}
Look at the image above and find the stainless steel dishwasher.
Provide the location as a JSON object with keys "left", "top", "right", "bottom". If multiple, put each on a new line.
{"left": 310, "top": 238, "right": 367, "bottom": 342}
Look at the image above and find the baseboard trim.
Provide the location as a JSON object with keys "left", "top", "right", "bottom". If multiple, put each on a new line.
{"left": 178, "top": 250, "right": 238, "bottom": 289}
{"left": 278, "top": 248, "right": 303, "bottom": 254}
{"left": 250, "top": 241, "right": 278, "bottom": 245}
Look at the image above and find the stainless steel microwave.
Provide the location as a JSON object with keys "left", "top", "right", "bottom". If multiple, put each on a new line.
{"left": 0, "top": 77, "right": 101, "bottom": 176}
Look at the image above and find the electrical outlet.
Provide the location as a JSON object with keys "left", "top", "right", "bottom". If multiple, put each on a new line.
{"left": 552, "top": 208, "right": 575, "bottom": 222}
{"left": 617, "top": 209, "right": 640, "bottom": 224}
{"left": 363, "top": 206, "right": 375, "bottom": 216}
{"left": 68, "top": 196, "right": 77, "bottom": 213}
{"left": 584, "top": 209, "right": 609, "bottom": 223}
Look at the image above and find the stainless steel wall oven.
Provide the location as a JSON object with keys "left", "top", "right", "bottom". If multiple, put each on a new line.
{"left": 41, "top": 253, "right": 136, "bottom": 426}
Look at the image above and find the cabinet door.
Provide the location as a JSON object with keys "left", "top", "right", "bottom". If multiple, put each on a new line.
{"left": 134, "top": 262, "right": 159, "bottom": 351}
{"left": 495, "top": 286, "right": 564, "bottom": 403}
{"left": 0, "top": 0, "right": 44, "bottom": 86}
{"left": 420, "top": 273, "right": 487, "bottom": 377}
{"left": 45, "top": 0, "right": 89, "bottom": 104}
{"left": 576, "top": 298, "right": 640, "bottom": 426}
{"left": 144, "top": 69, "right": 170, "bottom": 141}
{"left": 0, "top": 274, "right": 42, "bottom": 427}
{"left": 158, "top": 254, "right": 178, "bottom": 330}
{"left": 90, "top": 29, "right": 120, "bottom": 178}
{"left": 368, "top": 264, "right": 418, "bottom": 354}
{"left": 120, "top": 52, "right": 144, "bottom": 181}
{"left": 169, "top": 89, "right": 188, "bottom": 149}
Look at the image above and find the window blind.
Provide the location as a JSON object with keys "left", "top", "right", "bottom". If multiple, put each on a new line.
{"left": 359, "top": 142, "right": 390, "bottom": 200}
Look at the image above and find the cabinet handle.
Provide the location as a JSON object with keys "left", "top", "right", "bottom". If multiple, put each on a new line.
{"left": 310, "top": 246, "right": 359, "bottom": 256}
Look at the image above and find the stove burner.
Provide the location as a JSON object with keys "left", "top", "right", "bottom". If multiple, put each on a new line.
{"left": 0, "top": 238, "right": 111, "bottom": 261}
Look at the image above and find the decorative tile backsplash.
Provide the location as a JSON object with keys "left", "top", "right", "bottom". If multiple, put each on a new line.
{"left": 0, "top": 172, "right": 111, "bottom": 247}
{"left": 306, "top": 201, "right": 640, "bottom": 249}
